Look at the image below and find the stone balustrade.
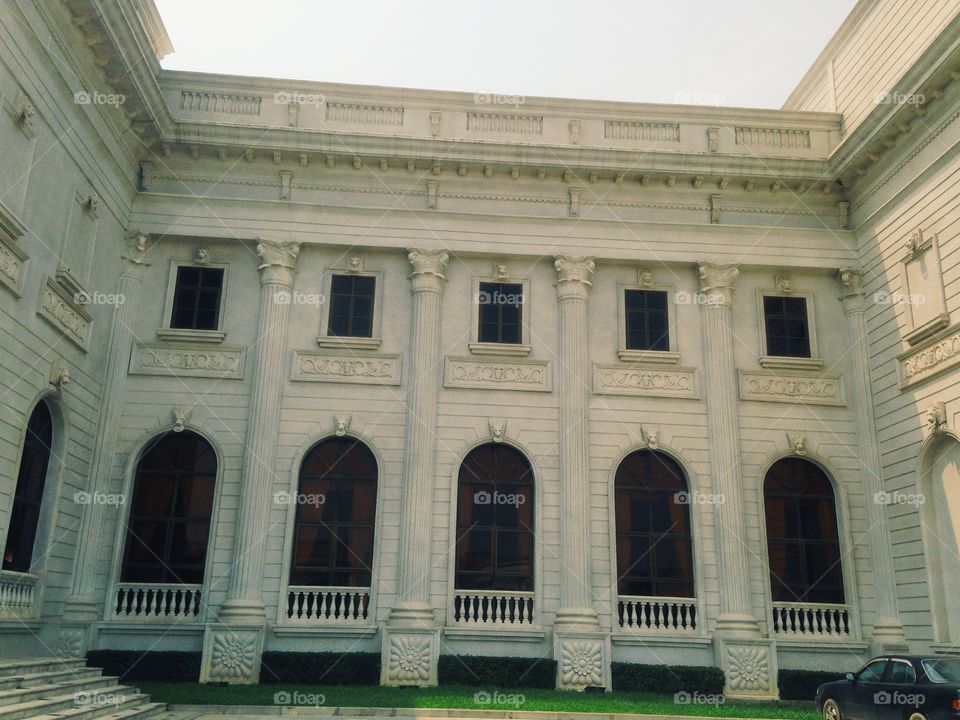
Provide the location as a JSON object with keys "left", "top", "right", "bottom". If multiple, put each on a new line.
{"left": 113, "top": 582, "right": 202, "bottom": 621}
{"left": 285, "top": 586, "right": 370, "bottom": 623}
{"left": 453, "top": 590, "right": 535, "bottom": 626}
{"left": 617, "top": 595, "right": 699, "bottom": 633}
{"left": 771, "top": 601, "right": 852, "bottom": 638}
{"left": 0, "top": 571, "right": 38, "bottom": 620}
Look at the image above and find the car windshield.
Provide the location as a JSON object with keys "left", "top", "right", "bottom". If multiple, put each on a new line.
{"left": 923, "top": 658, "right": 960, "bottom": 683}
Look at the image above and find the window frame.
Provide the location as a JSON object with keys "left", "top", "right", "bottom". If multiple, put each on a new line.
{"left": 469, "top": 273, "right": 531, "bottom": 357}
{"left": 756, "top": 288, "right": 823, "bottom": 370}
{"left": 317, "top": 268, "right": 383, "bottom": 350}
{"left": 158, "top": 259, "right": 229, "bottom": 343}
{"left": 617, "top": 282, "right": 679, "bottom": 364}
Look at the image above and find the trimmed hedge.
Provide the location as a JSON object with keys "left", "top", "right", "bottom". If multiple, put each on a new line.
{"left": 438, "top": 655, "right": 557, "bottom": 689}
{"left": 86, "top": 651, "right": 201, "bottom": 682}
{"left": 611, "top": 662, "right": 725, "bottom": 694}
{"left": 778, "top": 669, "right": 844, "bottom": 701}
{"left": 259, "top": 652, "right": 380, "bottom": 685}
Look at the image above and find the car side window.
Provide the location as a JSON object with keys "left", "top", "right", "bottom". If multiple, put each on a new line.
{"left": 858, "top": 660, "right": 889, "bottom": 682}
{"left": 885, "top": 661, "right": 916, "bottom": 684}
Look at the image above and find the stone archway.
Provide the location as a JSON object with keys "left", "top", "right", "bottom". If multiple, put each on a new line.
{"left": 921, "top": 435, "right": 960, "bottom": 643}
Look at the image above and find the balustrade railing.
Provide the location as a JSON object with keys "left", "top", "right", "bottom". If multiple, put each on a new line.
{"left": 286, "top": 586, "right": 370, "bottom": 623}
{"left": 771, "top": 601, "right": 852, "bottom": 638}
{"left": 113, "top": 583, "right": 202, "bottom": 621}
{"left": 0, "top": 570, "right": 38, "bottom": 620}
{"left": 618, "top": 595, "right": 698, "bottom": 633}
{"left": 453, "top": 590, "right": 535, "bottom": 625}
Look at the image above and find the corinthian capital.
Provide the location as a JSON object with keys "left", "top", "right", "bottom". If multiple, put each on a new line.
{"left": 407, "top": 247, "right": 449, "bottom": 293}
{"left": 697, "top": 262, "right": 738, "bottom": 306}
{"left": 836, "top": 266, "right": 866, "bottom": 313}
{"left": 256, "top": 239, "right": 301, "bottom": 286}
{"left": 554, "top": 256, "right": 595, "bottom": 301}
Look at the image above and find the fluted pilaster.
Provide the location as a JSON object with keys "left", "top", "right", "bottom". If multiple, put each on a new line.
{"left": 202, "top": 239, "right": 299, "bottom": 684}
{"left": 837, "top": 267, "right": 906, "bottom": 652}
{"left": 60, "top": 233, "right": 151, "bottom": 654}
{"left": 381, "top": 248, "right": 448, "bottom": 688}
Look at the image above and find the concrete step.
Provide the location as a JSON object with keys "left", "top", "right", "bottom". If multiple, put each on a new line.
{"left": 0, "top": 685, "right": 140, "bottom": 720}
{"left": 0, "top": 662, "right": 86, "bottom": 681}
{"left": 0, "top": 670, "right": 102, "bottom": 693}
{"left": 87, "top": 702, "right": 167, "bottom": 720}
{"left": 0, "top": 676, "right": 118, "bottom": 707}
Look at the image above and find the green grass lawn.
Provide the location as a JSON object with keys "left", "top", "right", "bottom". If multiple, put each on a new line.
{"left": 136, "top": 682, "right": 820, "bottom": 720}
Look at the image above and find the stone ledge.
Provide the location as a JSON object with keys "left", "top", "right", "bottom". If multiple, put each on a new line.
{"left": 442, "top": 626, "right": 546, "bottom": 643}
{"left": 272, "top": 625, "right": 378, "bottom": 639}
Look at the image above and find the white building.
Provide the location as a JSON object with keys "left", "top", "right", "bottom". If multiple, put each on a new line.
{"left": 1, "top": 0, "right": 960, "bottom": 700}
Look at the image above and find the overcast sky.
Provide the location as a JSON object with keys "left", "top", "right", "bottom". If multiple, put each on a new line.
{"left": 154, "top": 0, "right": 857, "bottom": 109}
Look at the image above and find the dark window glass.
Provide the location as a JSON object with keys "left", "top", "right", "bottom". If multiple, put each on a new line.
{"left": 455, "top": 444, "right": 534, "bottom": 591}
{"left": 763, "top": 296, "right": 810, "bottom": 357}
{"left": 614, "top": 450, "right": 694, "bottom": 598}
{"left": 290, "top": 437, "right": 378, "bottom": 587}
{"left": 120, "top": 431, "right": 217, "bottom": 584}
{"left": 625, "top": 290, "right": 669, "bottom": 351}
{"left": 327, "top": 275, "right": 375, "bottom": 338}
{"left": 3, "top": 402, "right": 53, "bottom": 572}
{"left": 170, "top": 266, "right": 224, "bottom": 331}
{"left": 764, "top": 458, "right": 844, "bottom": 603}
{"left": 885, "top": 661, "right": 916, "bottom": 685}
{"left": 857, "top": 660, "right": 889, "bottom": 683}
{"left": 478, "top": 282, "right": 523, "bottom": 344}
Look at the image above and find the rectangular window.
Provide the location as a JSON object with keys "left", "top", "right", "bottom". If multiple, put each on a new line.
{"left": 170, "top": 266, "right": 224, "bottom": 331}
{"left": 327, "top": 275, "right": 375, "bottom": 338}
{"left": 624, "top": 289, "right": 669, "bottom": 351}
{"left": 763, "top": 296, "right": 811, "bottom": 357}
{"left": 478, "top": 282, "right": 523, "bottom": 344}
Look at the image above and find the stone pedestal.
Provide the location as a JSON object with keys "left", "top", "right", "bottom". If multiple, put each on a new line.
{"left": 60, "top": 232, "right": 150, "bottom": 657}
{"left": 380, "top": 248, "right": 448, "bottom": 686}
{"left": 697, "top": 263, "right": 778, "bottom": 699}
{"left": 200, "top": 239, "right": 300, "bottom": 684}
{"left": 551, "top": 256, "right": 609, "bottom": 690}
{"left": 837, "top": 267, "right": 908, "bottom": 654}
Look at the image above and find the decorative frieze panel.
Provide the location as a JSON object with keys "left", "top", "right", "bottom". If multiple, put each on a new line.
{"left": 37, "top": 276, "right": 92, "bottom": 350}
{"left": 129, "top": 342, "right": 246, "bottom": 379}
{"left": 292, "top": 350, "right": 401, "bottom": 385}
{"left": 0, "top": 233, "right": 27, "bottom": 297}
{"left": 444, "top": 357, "right": 551, "bottom": 392}
{"left": 898, "top": 323, "right": 960, "bottom": 388}
{"left": 604, "top": 121, "right": 679, "bottom": 142}
{"left": 738, "top": 370, "right": 844, "bottom": 406}
{"left": 593, "top": 364, "right": 699, "bottom": 398}
{"left": 466, "top": 112, "right": 543, "bottom": 135}
{"left": 734, "top": 127, "right": 811, "bottom": 149}
{"left": 180, "top": 91, "right": 262, "bottom": 116}
{"left": 325, "top": 102, "right": 404, "bottom": 126}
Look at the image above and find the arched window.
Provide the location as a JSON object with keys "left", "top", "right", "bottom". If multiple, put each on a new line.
{"left": 614, "top": 450, "right": 694, "bottom": 597}
{"left": 290, "top": 437, "right": 377, "bottom": 586}
{"left": 764, "top": 458, "right": 844, "bottom": 603}
{"left": 455, "top": 443, "right": 534, "bottom": 591}
{"left": 3, "top": 402, "right": 54, "bottom": 573}
{"left": 121, "top": 431, "right": 217, "bottom": 584}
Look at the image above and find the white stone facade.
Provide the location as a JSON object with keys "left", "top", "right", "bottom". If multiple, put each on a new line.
{"left": 1, "top": 0, "right": 960, "bottom": 700}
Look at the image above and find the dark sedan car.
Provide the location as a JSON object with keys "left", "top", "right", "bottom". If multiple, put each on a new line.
{"left": 817, "top": 656, "right": 960, "bottom": 720}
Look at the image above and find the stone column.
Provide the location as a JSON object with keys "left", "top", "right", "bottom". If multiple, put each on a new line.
{"left": 200, "top": 239, "right": 300, "bottom": 684}
{"left": 59, "top": 232, "right": 150, "bottom": 659}
{"left": 552, "top": 256, "right": 609, "bottom": 691}
{"left": 381, "top": 247, "right": 448, "bottom": 687}
{"left": 837, "top": 267, "right": 907, "bottom": 653}
{"left": 697, "top": 262, "right": 777, "bottom": 699}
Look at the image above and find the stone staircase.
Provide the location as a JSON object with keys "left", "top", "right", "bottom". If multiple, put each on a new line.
{"left": 0, "top": 658, "right": 166, "bottom": 720}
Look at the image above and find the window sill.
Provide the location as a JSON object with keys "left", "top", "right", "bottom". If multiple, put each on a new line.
{"left": 443, "top": 625, "right": 545, "bottom": 642}
{"left": 617, "top": 349, "right": 680, "bottom": 365}
{"left": 905, "top": 313, "right": 951, "bottom": 346}
{"left": 758, "top": 355, "right": 824, "bottom": 371}
{"left": 156, "top": 328, "right": 226, "bottom": 344}
{"left": 468, "top": 342, "right": 531, "bottom": 357}
{"left": 316, "top": 336, "right": 382, "bottom": 351}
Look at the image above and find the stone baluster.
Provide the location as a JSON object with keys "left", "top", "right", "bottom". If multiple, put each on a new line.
{"left": 200, "top": 239, "right": 300, "bottom": 684}
{"left": 837, "top": 267, "right": 907, "bottom": 653}
{"left": 381, "top": 247, "right": 448, "bottom": 687}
